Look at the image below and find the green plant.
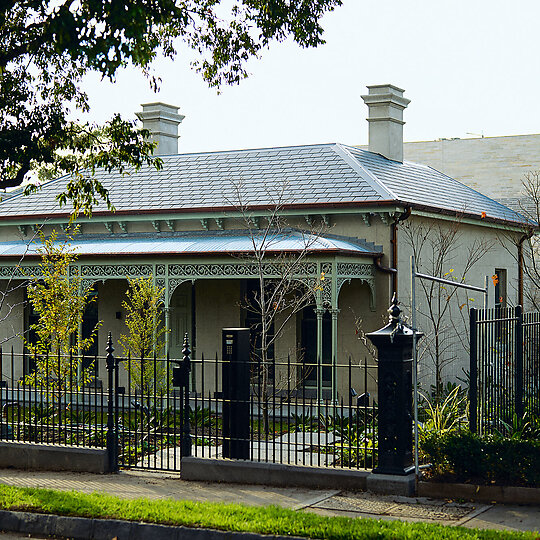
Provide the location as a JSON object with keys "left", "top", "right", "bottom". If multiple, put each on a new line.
{"left": 190, "top": 407, "right": 216, "bottom": 429}
{"left": 291, "top": 411, "right": 317, "bottom": 432}
{"left": 334, "top": 431, "right": 376, "bottom": 469}
{"left": 24, "top": 229, "right": 101, "bottom": 397}
{"left": 419, "top": 385, "right": 468, "bottom": 438}
{"left": 421, "top": 431, "right": 540, "bottom": 486}
{"left": 496, "top": 411, "right": 540, "bottom": 440}
{"left": 119, "top": 277, "right": 168, "bottom": 394}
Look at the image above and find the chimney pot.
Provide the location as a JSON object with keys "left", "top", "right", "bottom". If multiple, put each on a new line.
{"left": 361, "top": 84, "right": 410, "bottom": 162}
{"left": 136, "top": 102, "right": 185, "bottom": 156}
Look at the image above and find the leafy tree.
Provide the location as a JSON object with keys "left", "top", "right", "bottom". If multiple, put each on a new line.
{"left": 118, "top": 277, "right": 167, "bottom": 394}
{"left": 1, "top": 0, "right": 341, "bottom": 211}
{"left": 25, "top": 228, "right": 101, "bottom": 395}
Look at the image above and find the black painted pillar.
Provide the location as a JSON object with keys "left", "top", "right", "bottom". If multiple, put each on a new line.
{"left": 105, "top": 333, "right": 118, "bottom": 473}
{"left": 222, "top": 328, "right": 250, "bottom": 459}
{"left": 367, "top": 295, "right": 422, "bottom": 476}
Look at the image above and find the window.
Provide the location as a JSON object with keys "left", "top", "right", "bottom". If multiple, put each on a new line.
{"left": 494, "top": 268, "right": 507, "bottom": 308}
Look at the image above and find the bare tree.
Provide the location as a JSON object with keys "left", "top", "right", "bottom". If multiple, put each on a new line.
{"left": 401, "top": 217, "right": 494, "bottom": 395}
{"left": 230, "top": 180, "right": 325, "bottom": 433}
{"left": 516, "top": 171, "right": 540, "bottom": 310}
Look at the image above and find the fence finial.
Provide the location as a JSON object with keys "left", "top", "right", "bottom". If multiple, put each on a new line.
{"left": 106, "top": 332, "right": 114, "bottom": 355}
{"left": 182, "top": 333, "right": 191, "bottom": 363}
{"left": 388, "top": 293, "right": 401, "bottom": 325}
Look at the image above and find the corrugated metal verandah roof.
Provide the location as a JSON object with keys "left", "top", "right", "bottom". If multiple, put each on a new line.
{"left": 0, "top": 230, "right": 383, "bottom": 258}
{"left": 0, "top": 143, "right": 529, "bottom": 226}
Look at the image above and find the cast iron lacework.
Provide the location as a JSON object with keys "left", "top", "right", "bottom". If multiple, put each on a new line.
{"left": 337, "top": 263, "right": 374, "bottom": 277}
{"left": 168, "top": 278, "right": 190, "bottom": 302}
{"left": 0, "top": 266, "right": 42, "bottom": 278}
{"left": 0, "top": 259, "right": 376, "bottom": 309}
{"left": 168, "top": 262, "right": 318, "bottom": 277}
{"left": 155, "top": 278, "right": 166, "bottom": 302}
{"left": 81, "top": 264, "right": 153, "bottom": 277}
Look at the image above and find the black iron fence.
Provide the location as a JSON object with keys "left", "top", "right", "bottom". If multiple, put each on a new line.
{"left": 470, "top": 306, "right": 540, "bottom": 435}
{"left": 0, "top": 336, "right": 377, "bottom": 472}
{"left": 186, "top": 352, "right": 377, "bottom": 470}
{"left": 0, "top": 349, "right": 108, "bottom": 448}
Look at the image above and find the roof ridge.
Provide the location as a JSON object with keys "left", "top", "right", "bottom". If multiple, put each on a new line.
{"left": 335, "top": 144, "right": 399, "bottom": 201}
{"left": 163, "top": 142, "right": 340, "bottom": 159}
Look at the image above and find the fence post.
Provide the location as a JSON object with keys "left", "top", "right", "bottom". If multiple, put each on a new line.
{"left": 181, "top": 334, "right": 192, "bottom": 457}
{"left": 366, "top": 295, "right": 422, "bottom": 488}
{"left": 469, "top": 307, "right": 478, "bottom": 433}
{"left": 222, "top": 328, "right": 251, "bottom": 460}
{"left": 515, "top": 305, "right": 524, "bottom": 418}
{"left": 105, "top": 333, "right": 118, "bottom": 473}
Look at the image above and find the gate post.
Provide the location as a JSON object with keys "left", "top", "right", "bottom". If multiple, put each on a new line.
{"left": 366, "top": 295, "right": 422, "bottom": 495}
{"left": 222, "top": 328, "right": 250, "bottom": 459}
{"left": 469, "top": 307, "right": 478, "bottom": 433}
{"left": 105, "top": 333, "right": 119, "bottom": 473}
{"left": 515, "top": 305, "right": 524, "bottom": 418}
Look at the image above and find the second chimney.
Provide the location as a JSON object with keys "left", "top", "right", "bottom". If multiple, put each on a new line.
{"left": 361, "top": 84, "right": 410, "bottom": 162}
{"left": 136, "top": 102, "right": 185, "bottom": 156}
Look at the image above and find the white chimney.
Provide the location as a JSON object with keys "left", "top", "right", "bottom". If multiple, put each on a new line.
{"left": 361, "top": 84, "right": 410, "bottom": 162}
{"left": 136, "top": 102, "right": 185, "bottom": 155}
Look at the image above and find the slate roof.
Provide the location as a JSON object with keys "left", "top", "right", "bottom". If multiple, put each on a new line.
{"left": 0, "top": 143, "right": 528, "bottom": 225}
{"left": 0, "top": 230, "right": 382, "bottom": 258}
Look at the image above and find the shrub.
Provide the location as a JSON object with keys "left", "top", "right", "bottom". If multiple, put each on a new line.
{"left": 421, "top": 431, "right": 540, "bottom": 486}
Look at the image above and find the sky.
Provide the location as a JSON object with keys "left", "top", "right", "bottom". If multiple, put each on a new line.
{"left": 80, "top": 0, "right": 540, "bottom": 154}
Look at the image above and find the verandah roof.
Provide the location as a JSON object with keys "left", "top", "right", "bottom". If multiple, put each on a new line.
{"left": 0, "top": 230, "right": 382, "bottom": 258}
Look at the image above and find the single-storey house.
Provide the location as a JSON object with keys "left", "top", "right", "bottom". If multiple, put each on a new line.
{"left": 0, "top": 85, "right": 528, "bottom": 398}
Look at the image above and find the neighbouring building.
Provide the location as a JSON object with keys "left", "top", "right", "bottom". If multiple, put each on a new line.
{"left": 0, "top": 85, "right": 529, "bottom": 397}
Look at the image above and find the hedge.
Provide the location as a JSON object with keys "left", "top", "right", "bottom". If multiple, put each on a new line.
{"left": 421, "top": 431, "right": 540, "bottom": 486}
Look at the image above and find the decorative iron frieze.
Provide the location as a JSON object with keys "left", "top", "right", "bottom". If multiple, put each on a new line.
{"left": 168, "top": 278, "right": 190, "bottom": 302}
{"left": 80, "top": 264, "right": 153, "bottom": 277}
{"left": 0, "top": 265, "right": 42, "bottom": 278}
{"left": 336, "top": 262, "right": 374, "bottom": 277}
{"left": 156, "top": 278, "right": 166, "bottom": 303}
{"left": 168, "top": 262, "right": 318, "bottom": 278}
{"left": 321, "top": 262, "right": 332, "bottom": 274}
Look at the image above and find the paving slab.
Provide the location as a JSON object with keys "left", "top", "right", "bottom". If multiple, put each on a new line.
{"left": 143, "top": 442, "right": 337, "bottom": 471}
{"left": 0, "top": 469, "right": 337, "bottom": 509}
{"left": 459, "top": 504, "right": 540, "bottom": 533}
{"left": 309, "top": 491, "right": 481, "bottom": 525}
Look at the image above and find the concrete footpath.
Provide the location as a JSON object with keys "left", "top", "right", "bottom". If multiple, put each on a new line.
{"left": 0, "top": 469, "right": 538, "bottom": 536}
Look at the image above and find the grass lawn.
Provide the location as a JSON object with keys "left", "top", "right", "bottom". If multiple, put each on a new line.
{"left": 0, "top": 484, "right": 535, "bottom": 539}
